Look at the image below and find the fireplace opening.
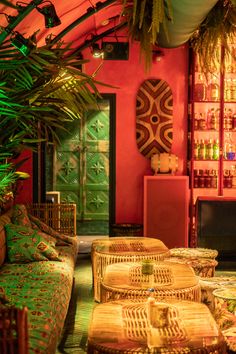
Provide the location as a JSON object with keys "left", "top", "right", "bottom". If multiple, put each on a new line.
{"left": 196, "top": 197, "right": 236, "bottom": 270}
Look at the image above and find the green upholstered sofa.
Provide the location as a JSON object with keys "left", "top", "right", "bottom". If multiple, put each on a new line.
{"left": 0, "top": 204, "right": 79, "bottom": 354}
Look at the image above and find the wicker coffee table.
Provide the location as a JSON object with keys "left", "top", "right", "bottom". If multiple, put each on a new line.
{"left": 87, "top": 299, "right": 226, "bottom": 353}
{"left": 91, "top": 237, "right": 170, "bottom": 302}
{"left": 100, "top": 261, "right": 201, "bottom": 303}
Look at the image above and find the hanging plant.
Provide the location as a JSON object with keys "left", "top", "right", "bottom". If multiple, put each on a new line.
{"left": 122, "top": 0, "right": 173, "bottom": 70}
{"left": 190, "top": 0, "right": 236, "bottom": 75}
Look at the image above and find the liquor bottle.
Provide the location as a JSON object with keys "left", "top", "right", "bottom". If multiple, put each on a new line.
{"left": 224, "top": 79, "right": 231, "bottom": 101}
{"left": 198, "top": 113, "right": 207, "bottom": 130}
{"left": 215, "top": 108, "right": 220, "bottom": 130}
{"left": 213, "top": 139, "right": 219, "bottom": 160}
{"left": 232, "top": 79, "right": 236, "bottom": 101}
{"left": 194, "top": 113, "right": 199, "bottom": 130}
{"left": 193, "top": 139, "right": 199, "bottom": 159}
{"left": 227, "top": 108, "right": 233, "bottom": 130}
{"left": 205, "top": 169, "right": 211, "bottom": 188}
{"left": 194, "top": 73, "right": 206, "bottom": 101}
{"left": 232, "top": 166, "right": 236, "bottom": 188}
{"left": 199, "top": 139, "right": 206, "bottom": 160}
{"left": 206, "top": 139, "right": 214, "bottom": 160}
{"left": 210, "top": 169, "right": 217, "bottom": 188}
{"left": 224, "top": 169, "right": 230, "bottom": 188}
{"left": 207, "top": 75, "right": 219, "bottom": 101}
{"left": 233, "top": 113, "right": 236, "bottom": 130}
{"left": 199, "top": 169, "right": 205, "bottom": 188}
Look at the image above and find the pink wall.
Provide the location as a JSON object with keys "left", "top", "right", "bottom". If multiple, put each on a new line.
{"left": 83, "top": 40, "right": 189, "bottom": 224}
{"left": 15, "top": 40, "right": 189, "bottom": 224}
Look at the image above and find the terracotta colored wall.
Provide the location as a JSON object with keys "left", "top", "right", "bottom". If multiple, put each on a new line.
{"left": 83, "top": 41, "right": 189, "bottom": 224}
{"left": 13, "top": 149, "right": 33, "bottom": 205}
{"left": 15, "top": 40, "right": 189, "bottom": 224}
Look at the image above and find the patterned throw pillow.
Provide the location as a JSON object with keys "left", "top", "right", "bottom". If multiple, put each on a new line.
{"left": 5, "top": 224, "right": 61, "bottom": 263}
{"left": 11, "top": 204, "right": 32, "bottom": 227}
{"left": 28, "top": 214, "right": 73, "bottom": 246}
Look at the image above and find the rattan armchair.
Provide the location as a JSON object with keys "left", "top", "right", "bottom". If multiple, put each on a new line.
{"left": 0, "top": 306, "right": 28, "bottom": 354}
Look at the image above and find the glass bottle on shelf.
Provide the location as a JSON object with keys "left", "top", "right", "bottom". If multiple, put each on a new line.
{"left": 224, "top": 79, "right": 231, "bottom": 101}
{"left": 194, "top": 73, "right": 206, "bottom": 101}
{"left": 193, "top": 139, "right": 199, "bottom": 159}
{"left": 207, "top": 75, "right": 219, "bottom": 101}
{"left": 232, "top": 166, "right": 236, "bottom": 188}
{"left": 206, "top": 139, "right": 214, "bottom": 160}
{"left": 232, "top": 79, "right": 236, "bottom": 101}
{"left": 213, "top": 139, "right": 220, "bottom": 160}
{"left": 198, "top": 112, "right": 207, "bottom": 130}
{"left": 189, "top": 45, "right": 236, "bottom": 246}
{"left": 210, "top": 169, "right": 217, "bottom": 188}
{"left": 199, "top": 139, "right": 206, "bottom": 160}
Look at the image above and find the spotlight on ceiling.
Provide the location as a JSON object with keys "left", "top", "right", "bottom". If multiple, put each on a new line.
{"left": 10, "top": 31, "right": 35, "bottom": 56}
{"left": 152, "top": 49, "right": 164, "bottom": 62}
{"left": 36, "top": 1, "right": 61, "bottom": 28}
{"left": 91, "top": 43, "right": 104, "bottom": 58}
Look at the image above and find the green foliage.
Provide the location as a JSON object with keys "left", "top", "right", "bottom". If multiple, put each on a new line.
{"left": 0, "top": 21, "right": 107, "bottom": 200}
{"left": 122, "top": 0, "right": 173, "bottom": 70}
{"left": 0, "top": 38, "right": 102, "bottom": 153}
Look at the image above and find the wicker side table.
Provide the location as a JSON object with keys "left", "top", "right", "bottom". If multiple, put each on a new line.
{"left": 91, "top": 237, "right": 170, "bottom": 302}
{"left": 87, "top": 299, "right": 226, "bottom": 354}
{"left": 100, "top": 261, "right": 201, "bottom": 303}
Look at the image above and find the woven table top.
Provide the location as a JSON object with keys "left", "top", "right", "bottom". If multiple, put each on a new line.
{"left": 213, "top": 285, "right": 236, "bottom": 300}
{"left": 88, "top": 299, "right": 226, "bottom": 353}
{"left": 91, "top": 237, "right": 170, "bottom": 256}
{"left": 170, "top": 247, "right": 218, "bottom": 259}
{"left": 102, "top": 261, "right": 199, "bottom": 291}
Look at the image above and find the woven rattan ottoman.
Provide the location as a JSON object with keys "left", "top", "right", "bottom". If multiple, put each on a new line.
{"left": 213, "top": 285, "right": 236, "bottom": 353}
{"left": 100, "top": 261, "right": 201, "bottom": 303}
{"left": 87, "top": 299, "right": 226, "bottom": 353}
{"left": 91, "top": 237, "right": 170, "bottom": 302}
{"left": 168, "top": 247, "right": 218, "bottom": 277}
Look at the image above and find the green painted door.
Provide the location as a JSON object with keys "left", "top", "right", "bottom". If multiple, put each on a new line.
{"left": 51, "top": 99, "right": 110, "bottom": 234}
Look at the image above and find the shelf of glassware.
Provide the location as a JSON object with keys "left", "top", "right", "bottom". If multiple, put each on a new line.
{"left": 222, "top": 101, "right": 236, "bottom": 195}
{"left": 192, "top": 100, "right": 220, "bottom": 201}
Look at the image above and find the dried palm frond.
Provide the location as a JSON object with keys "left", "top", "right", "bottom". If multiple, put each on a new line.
{"left": 122, "top": 0, "right": 173, "bottom": 70}
{"left": 190, "top": 0, "right": 236, "bottom": 75}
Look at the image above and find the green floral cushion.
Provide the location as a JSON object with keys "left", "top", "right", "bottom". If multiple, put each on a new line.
{"left": 28, "top": 214, "right": 74, "bottom": 246}
{"left": 11, "top": 204, "right": 32, "bottom": 227}
{"left": 5, "top": 224, "right": 61, "bottom": 263}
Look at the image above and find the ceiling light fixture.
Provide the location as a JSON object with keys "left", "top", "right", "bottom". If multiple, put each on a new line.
{"left": 36, "top": 1, "right": 61, "bottom": 28}
{"left": 10, "top": 31, "right": 35, "bottom": 56}
{"left": 91, "top": 43, "right": 104, "bottom": 58}
{"left": 16, "top": 0, "right": 61, "bottom": 28}
{"left": 152, "top": 49, "right": 164, "bottom": 62}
